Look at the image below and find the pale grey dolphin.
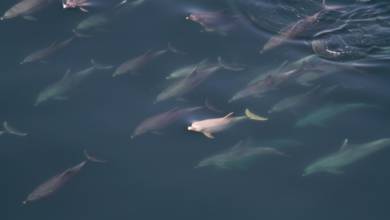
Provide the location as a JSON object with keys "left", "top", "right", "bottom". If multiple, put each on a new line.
{"left": 21, "top": 37, "right": 75, "bottom": 64}
{"left": 196, "top": 140, "right": 287, "bottom": 169}
{"left": 35, "top": 60, "right": 112, "bottom": 106}
{"left": 295, "top": 102, "right": 376, "bottom": 127}
{"left": 303, "top": 138, "right": 390, "bottom": 176}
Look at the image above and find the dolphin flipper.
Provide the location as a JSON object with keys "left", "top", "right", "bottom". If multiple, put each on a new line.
{"left": 203, "top": 132, "right": 215, "bottom": 139}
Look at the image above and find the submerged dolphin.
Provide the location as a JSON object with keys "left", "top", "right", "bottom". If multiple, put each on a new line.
{"left": 1, "top": 0, "right": 54, "bottom": 21}
{"left": 303, "top": 138, "right": 390, "bottom": 176}
{"left": 268, "top": 86, "right": 320, "bottom": 114}
{"left": 72, "top": 0, "right": 145, "bottom": 37}
{"left": 196, "top": 140, "right": 287, "bottom": 170}
{"left": 188, "top": 109, "right": 267, "bottom": 139}
{"left": 112, "top": 44, "right": 181, "bottom": 77}
{"left": 131, "top": 106, "right": 203, "bottom": 139}
{"left": 0, "top": 121, "right": 28, "bottom": 137}
{"left": 20, "top": 37, "right": 74, "bottom": 64}
{"left": 186, "top": 9, "right": 238, "bottom": 35}
{"left": 35, "top": 60, "right": 112, "bottom": 106}
{"left": 165, "top": 57, "right": 243, "bottom": 80}
{"left": 295, "top": 102, "right": 376, "bottom": 127}
{"left": 23, "top": 150, "right": 106, "bottom": 204}
{"left": 156, "top": 58, "right": 242, "bottom": 103}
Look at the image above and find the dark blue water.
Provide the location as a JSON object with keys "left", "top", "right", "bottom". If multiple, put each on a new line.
{"left": 1, "top": 0, "right": 390, "bottom": 219}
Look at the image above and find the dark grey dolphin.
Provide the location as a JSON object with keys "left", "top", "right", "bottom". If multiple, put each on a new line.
{"left": 23, "top": 150, "right": 106, "bottom": 204}
{"left": 131, "top": 106, "right": 203, "bottom": 139}
{"left": 21, "top": 37, "right": 75, "bottom": 64}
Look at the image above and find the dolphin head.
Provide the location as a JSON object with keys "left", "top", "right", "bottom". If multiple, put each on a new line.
{"left": 195, "top": 159, "right": 212, "bottom": 169}
{"left": 187, "top": 123, "right": 201, "bottom": 132}
{"left": 34, "top": 94, "right": 49, "bottom": 106}
{"left": 20, "top": 56, "right": 33, "bottom": 65}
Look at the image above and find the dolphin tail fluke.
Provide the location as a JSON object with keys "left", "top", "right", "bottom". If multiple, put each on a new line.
{"left": 167, "top": 42, "right": 187, "bottom": 55}
{"left": 84, "top": 150, "right": 107, "bottom": 163}
{"left": 72, "top": 29, "right": 93, "bottom": 38}
{"left": 90, "top": 59, "right": 113, "bottom": 70}
{"left": 217, "top": 56, "right": 245, "bottom": 71}
{"left": 244, "top": 109, "right": 268, "bottom": 121}
{"left": 3, "top": 121, "right": 28, "bottom": 136}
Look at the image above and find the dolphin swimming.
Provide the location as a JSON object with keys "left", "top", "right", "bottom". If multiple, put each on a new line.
{"left": 72, "top": 0, "right": 145, "bottom": 37}
{"left": 35, "top": 60, "right": 112, "bottom": 106}
{"left": 188, "top": 109, "right": 267, "bottom": 139}
{"left": 112, "top": 44, "right": 180, "bottom": 77}
{"left": 20, "top": 37, "right": 74, "bottom": 64}
{"left": 131, "top": 106, "right": 203, "bottom": 139}
{"left": 1, "top": 0, "right": 54, "bottom": 21}
{"left": 303, "top": 138, "right": 390, "bottom": 176}
{"left": 0, "top": 121, "right": 28, "bottom": 137}
{"left": 295, "top": 102, "right": 376, "bottom": 127}
{"left": 156, "top": 58, "right": 242, "bottom": 103}
{"left": 260, "top": 0, "right": 344, "bottom": 53}
{"left": 23, "top": 150, "right": 105, "bottom": 204}
{"left": 196, "top": 140, "right": 287, "bottom": 169}
{"left": 186, "top": 9, "right": 238, "bottom": 35}
{"left": 268, "top": 86, "right": 320, "bottom": 114}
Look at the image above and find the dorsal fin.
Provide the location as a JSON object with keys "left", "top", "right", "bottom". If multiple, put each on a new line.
{"left": 49, "top": 41, "right": 58, "bottom": 48}
{"left": 62, "top": 69, "right": 71, "bottom": 80}
{"left": 231, "top": 140, "right": 244, "bottom": 150}
{"left": 223, "top": 112, "right": 234, "bottom": 119}
{"left": 339, "top": 138, "right": 349, "bottom": 151}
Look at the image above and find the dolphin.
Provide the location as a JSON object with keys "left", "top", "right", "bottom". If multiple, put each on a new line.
{"left": 20, "top": 37, "right": 74, "bottom": 64}
{"left": 112, "top": 43, "right": 181, "bottom": 77}
{"left": 72, "top": 0, "right": 145, "bottom": 37}
{"left": 229, "top": 66, "right": 299, "bottom": 103}
{"left": 303, "top": 138, "right": 390, "bottom": 176}
{"left": 196, "top": 140, "right": 287, "bottom": 169}
{"left": 260, "top": 0, "right": 344, "bottom": 53}
{"left": 156, "top": 58, "right": 242, "bottom": 103}
{"left": 0, "top": 121, "right": 28, "bottom": 137}
{"left": 1, "top": 0, "right": 54, "bottom": 21}
{"left": 188, "top": 109, "right": 267, "bottom": 139}
{"left": 131, "top": 106, "right": 203, "bottom": 139}
{"left": 268, "top": 86, "right": 321, "bottom": 114}
{"left": 23, "top": 150, "right": 106, "bottom": 205}
{"left": 35, "top": 60, "right": 112, "bottom": 106}
{"left": 297, "top": 102, "right": 377, "bottom": 127}
{"left": 165, "top": 57, "right": 243, "bottom": 80}
{"left": 185, "top": 9, "right": 238, "bottom": 35}
{"left": 295, "top": 102, "right": 376, "bottom": 127}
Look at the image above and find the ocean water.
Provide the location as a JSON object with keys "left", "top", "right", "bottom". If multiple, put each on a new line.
{"left": 1, "top": 0, "right": 390, "bottom": 219}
